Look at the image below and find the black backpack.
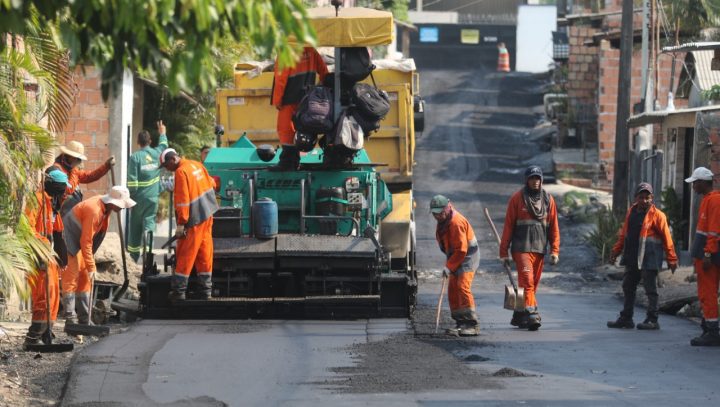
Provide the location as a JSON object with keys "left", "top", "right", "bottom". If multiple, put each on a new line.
{"left": 350, "top": 80, "right": 390, "bottom": 135}
{"left": 292, "top": 86, "right": 334, "bottom": 135}
{"left": 340, "top": 47, "right": 374, "bottom": 83}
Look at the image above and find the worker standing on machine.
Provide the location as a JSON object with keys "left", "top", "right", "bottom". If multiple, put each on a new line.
{"left": 126, "top": 120, "right": 169, "bottom": 262}
{"left": 50, "top": 141, "right": 115, "bottom": 268}
{"left": 23, "top": 169, "right": 71, "bottom": 348}
{"left": 159, "top": 148, "right": 219, "bottom": 301}
{"left": 607, "top": 182, "right": 677, "bottom": 330}
{"left": 685, "top": 167, "right": 720, "bottom": 346}
{"left": 271, "top": 46, "right": 328, "bottom": 170}
{"left": 431, "top": 195, "right": 480, "bottom": 337}
{"left": 500, "top": 165, "right": 559, "bottom": 331}
{"left": 61, "top": 186, "right": 135, "bottom": 325}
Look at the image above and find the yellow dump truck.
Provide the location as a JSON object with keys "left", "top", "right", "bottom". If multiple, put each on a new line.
{"left": 215, "top": 58, "right": 421, "bottom": 274}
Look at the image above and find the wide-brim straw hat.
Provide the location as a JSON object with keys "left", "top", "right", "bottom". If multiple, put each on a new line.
{"left": 101, "top": 186, "right": 136, "bottom": 209}
{"left": 58, "top": 140, "right": 88, "bottom": 161}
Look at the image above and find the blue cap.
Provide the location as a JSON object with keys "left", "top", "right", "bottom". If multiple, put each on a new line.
{"left": 47, "top": 168, "right": 70, "bottom": 186}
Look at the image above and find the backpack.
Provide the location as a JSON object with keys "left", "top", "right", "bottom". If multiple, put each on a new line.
{"left": 340, "top": 47, "right": 374, "bottom": 83}
{"left": 350, "top": 80, "right": 390, "bottom": 135}
{"left": 330, "top": 110, "right": 364, "bottom": 151}
{"left": 292, "top": 86, "right": 334, "bottom": 135}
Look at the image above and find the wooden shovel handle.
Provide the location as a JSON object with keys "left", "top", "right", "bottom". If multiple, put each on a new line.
{"left": 483, "top": 208, "right": 519, "bottom": 293}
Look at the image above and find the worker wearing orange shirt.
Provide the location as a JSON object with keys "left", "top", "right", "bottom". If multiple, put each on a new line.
{"left": 685, "top": 167, "right": 720, "bottom": 346}
{"left": 431, "top": 195, "right": 480, "bottom": 336}
{"left": 50, "top": 141, "right": 115, "bottom": 267}
{"left": 271, "top": 47, "right": 328, "bottom": 170}
{"left": 23, "top": 169, "right": 70, "bottom": 348}
{"left": 160, "top": 148, "right": 219, "bottom": 301}
{"left": 500, "top": 166, "right": 560, "bottom": 331}
{"left": 61, "top": 186, "right": 135, "bottom": 325}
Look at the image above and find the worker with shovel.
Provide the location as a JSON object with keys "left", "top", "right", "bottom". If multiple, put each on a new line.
{"left": 607, "top": 182, "right": 677, "bottom": 330}
{"left": 431, "top": 195, "right": 480, "bottom": 336}
{"left": 61, "top": 186, "right": 136, "bottom": 326}
{"left": 126, "top": 120, "right": 169, "bottom": 262}
{"left": 685, "top": 167, "right": 720, "bottom": 346}
{"left": 500, "top": 166, "right": 560, "bottom": 331}
{"left": 23, "top": 169, "right": 71, "bottom": 349}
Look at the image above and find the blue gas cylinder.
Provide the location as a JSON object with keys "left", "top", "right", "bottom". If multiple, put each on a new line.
{"left": 252, "top": 198, "right": 278, "bottom": 239}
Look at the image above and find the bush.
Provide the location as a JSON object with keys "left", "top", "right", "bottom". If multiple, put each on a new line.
{"left": 660, "top": 186, "right": 686, "bottom": 249}
{"left": 583, "top": 208, "right": 622, "bottom": 264}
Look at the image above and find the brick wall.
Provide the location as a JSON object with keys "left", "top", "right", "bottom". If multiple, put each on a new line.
{"left": 567, "top": 25, "right": 598, "bottom": 113}
{"left": 58, "top": 66, "right": 112, "bottom": 198}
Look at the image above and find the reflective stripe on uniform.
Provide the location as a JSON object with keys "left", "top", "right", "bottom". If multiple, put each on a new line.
{"left": 178, "top": 187, "right": 219, "bottom": 227}
{"left": 127, "top": 177, "right": 159, "bottom": 188}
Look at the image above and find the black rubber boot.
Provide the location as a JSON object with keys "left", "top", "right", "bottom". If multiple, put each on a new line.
{"left": 270, "top": 145, "right": 300, "bottom": 171}
{"left": 23, "top": 323, "right": 44, "bottom": 350}
{"left": 511, "top": 311, "right": 529, "bottom": 328}
{"left": 690, "top": 320, "right": 720, "bottom": 347}
{"left": 526, "top": 308, "right": 541, "bottom": 331}
{"left": 636, "top": 318, "right": 660, "bottom": 330}
{"left": 607, "top": 315, "right": 635, "bottom": 329}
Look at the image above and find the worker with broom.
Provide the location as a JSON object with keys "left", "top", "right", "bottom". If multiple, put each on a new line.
{"left": 500, "top": 165, "right": 560, "bottom": 331}
{"left": 61, "top": 186, "right": 135, "bottom": 325}
{"left": 23, "top": 169, "right": 72, "bottom": 349}
{"left": 431, "top": 195, "right": 480, "bottom": 336}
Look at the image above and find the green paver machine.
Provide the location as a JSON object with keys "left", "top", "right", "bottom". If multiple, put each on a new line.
{"left": 139, "top": 6, "right": 417, "bottom": 318}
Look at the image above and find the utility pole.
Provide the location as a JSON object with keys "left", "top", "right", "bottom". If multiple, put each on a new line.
{"left": 612, "top": 0, "right": 634, "bottom": 216}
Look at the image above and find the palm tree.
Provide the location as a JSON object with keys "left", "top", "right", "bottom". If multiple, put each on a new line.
{"left": 0, "top": 28, "right": 75, "bottom": 299}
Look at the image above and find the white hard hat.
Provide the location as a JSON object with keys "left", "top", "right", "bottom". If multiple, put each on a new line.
{"left": 685, "top": 167, "right": 714, "bottom": 183}
{"left": 101, "top": 186, "right": 137, "bottom": 209}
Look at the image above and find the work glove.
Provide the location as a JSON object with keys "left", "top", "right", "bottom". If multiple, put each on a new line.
{"left": 669, "top": 262, "right": 678, "bottom": 274}
{"left": 500, "top": 257, "right": 511, "bottom": 269}
{"left": 157, "top": 120, "right": 166, "bottom": 136}
{"left": 550, "top": 254, "right": 559, "bottom": 266}
{"left": 175, "top": 224, "right": 186, "bottom": 239}
{"left": 441, "top": 267, "right": 451, "bottom": 278}
{"left": 106, "top": 155, "right": 116, "bottom": 167}
{"left": 88, "top": 270, "right": 96, "bottom": 282}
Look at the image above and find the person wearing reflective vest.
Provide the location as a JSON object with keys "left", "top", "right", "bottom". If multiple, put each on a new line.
{"left": 271, "top": 47, "right": 328, "bottom": 145}
{"left": 23, "top": 169, "right": 69, "bottom": 348}
{"left": 607, "top": 182, "right": 677, "bottom": 331}
{"left": 50, "top": 141, "right": 115, "bottom": 267}
{"left": 431, "top": 195, "right": 480, "bottom": 337}
{"left": 160, "top": 148, "right": 219, "bottom": 301}
{"left": 126, "top": 120, "right": 169, "bottom": 262}
{"left": 497, "top": 42, "right": 510, "bottom": 72}
{"left": 685, "top": 167, "right": 720, "bottom": 346}
{"left": 500, "top": 166, "right": 559, "bottom": 331}
{"left": 61, "top": 186, "right": 135, "bottom": 325}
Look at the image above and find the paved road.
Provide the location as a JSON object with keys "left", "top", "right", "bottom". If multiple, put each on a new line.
{"left": 62, "top": 70, "right": 720, "bottom": 406}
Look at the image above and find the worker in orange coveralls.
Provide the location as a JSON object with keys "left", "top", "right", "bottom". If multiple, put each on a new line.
{"left": 431, "top": 195, "right": 480, "bottom": 337}
{"left": 61, "top": 186, "right": 135, "bottom": 325}
{"left": 685, "top": 167, "right": 720, "bottom": 346}
{"left": 23, "top": 169, "right": 71, "bottom": 349}
{"left": 159, "top": 148, "right": 219, "bottom": 301}
{"left": 500, "top": 165, "right": 560, "bottom": 331}
{"left": 271, "top": 47, "right": 328, "bottom": 169}
{"left": 50, "top": 140, "right": 115, "bottom": 267}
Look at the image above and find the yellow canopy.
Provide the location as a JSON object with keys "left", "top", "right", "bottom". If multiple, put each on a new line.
{"left": 306, "top": 7, "right": 394, "bottom": 47}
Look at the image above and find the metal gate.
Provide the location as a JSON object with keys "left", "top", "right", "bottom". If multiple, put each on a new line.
{"left": 629, "top": 149, "right": 663, "bottom": 204}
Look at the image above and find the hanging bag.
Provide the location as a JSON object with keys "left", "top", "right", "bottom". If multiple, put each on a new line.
{"left": 350, "top": 73, "right": 390, "bottom": 135}
{"left": 292, "top": 85, "right": 334, "bottom": 135}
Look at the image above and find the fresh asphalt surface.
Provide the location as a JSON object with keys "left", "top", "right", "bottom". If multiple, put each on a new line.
{"left": 61, "top": 70, "right": 720, "bottom": 406}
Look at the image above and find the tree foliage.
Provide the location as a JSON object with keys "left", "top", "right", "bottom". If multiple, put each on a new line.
{"left": 0, "top": 1, "right": 315, "bottom": 99}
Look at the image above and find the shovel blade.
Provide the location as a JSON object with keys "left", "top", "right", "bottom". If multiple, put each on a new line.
{"left": 514, "top": 287, "right": 526, "bottom": 312}
{"left": 64, "top": 323, "right": 110, "bottom": 337}
{"left": 24, "top": 343, "right": 74, "bottom": 353}
{"left": 504, "top": 285, "right": 527, "bottom": 311}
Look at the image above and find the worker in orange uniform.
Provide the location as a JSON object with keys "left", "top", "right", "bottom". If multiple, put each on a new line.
{"left": 61, "top": 186, "right": 135, "bottom": 325}
{"left": 607, "top": 182, "right": 677, "bottom": 330}
{"left": 271, "top": 47, "right": 328, "bottom": 170}
{"left": 431, "top": 195, "right": 480, "bottom": 337}
{"left": 159, "top": 148, "right": 219, "bottom": 301}
{"left": 23, "top": 169, "right": 71, "bottom": 349}
{"left": 500, "top": 166, "right": 559, "bottom": 331}
{"left": 497, "top": 42, "right": 510, "bottom": 72}
{"left": 685, "top": 167, "right": 720, "bottom": 346}
{"left": 50, "top": 141, "right": 115, "bottom": 267}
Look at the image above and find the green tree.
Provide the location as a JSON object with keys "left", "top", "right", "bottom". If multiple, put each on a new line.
{"left": 0, "top": 1, "right": 314, "bottom": 300}
{"left": 665, "top": 0, "right": 720, "bottom": 41}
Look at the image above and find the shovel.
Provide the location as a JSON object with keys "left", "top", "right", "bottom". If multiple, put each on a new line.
{"left": 434, "top": 275, "right": 448, "bottom": 334}
{"left": 483, "top": 208, "right": 526, "bottom": 312}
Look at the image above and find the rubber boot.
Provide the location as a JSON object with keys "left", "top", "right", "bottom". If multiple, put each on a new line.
{"left": 459, "top": 323, "right": 480, "bottom": 337}
{"left": 636, "top": 317, "right": 660, "bottom": 330}
{"left": 23, "top": 322, "right": 44, "bottom": 350}
{"left": 169, "top": 274, "right": 188, "bottom": 302}
{"left": 511, "top": 310, "right": 529, "bottom": 328}
{"left": 62, "top": 293, "right": 78, "bottom": 324}
{"left": 607, "top": 315, "right": 635, "bottom": 329}
{"left": 690, "top": 320, "right": 720, "bottom": 347}
{"left": 76, "top": 292, "right": 90, "bottom": 325}
{"left": 270, "top": 145, "right": 300, "bottom": 171}
{"left": 527, "top": 310, "right": 541, "bottom": 331}
{"left": 196, "top": 273, "right": 213, "bottom": 300}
